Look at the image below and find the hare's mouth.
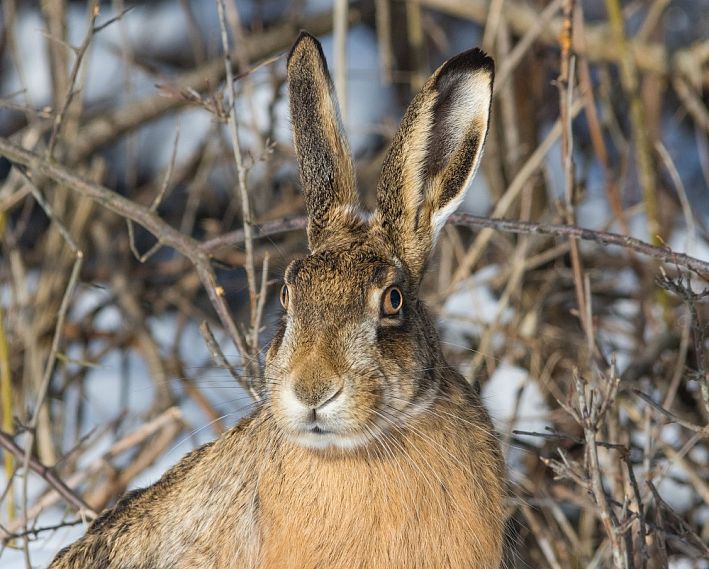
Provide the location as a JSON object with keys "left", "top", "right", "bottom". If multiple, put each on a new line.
{"left": 275, "top": 381, "right": 381, "bottom": 450}
{"left": 289, "top": 425, "right": 377, "bottom": 451}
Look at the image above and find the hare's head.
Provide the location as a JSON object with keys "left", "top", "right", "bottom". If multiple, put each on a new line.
{"left": 266, "top": 32, "right": 493, "bottom": 451}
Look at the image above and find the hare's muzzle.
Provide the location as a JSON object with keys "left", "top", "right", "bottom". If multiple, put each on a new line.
{"left": 291, "top": 366, "right": 343, "bottom": 411}
{"left": 277, "top": 356, "right": 356, "bottom": 447}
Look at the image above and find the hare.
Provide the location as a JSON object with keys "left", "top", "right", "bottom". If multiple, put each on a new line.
{"left": 49, "top": 32, "right": 504, "bottom": 569}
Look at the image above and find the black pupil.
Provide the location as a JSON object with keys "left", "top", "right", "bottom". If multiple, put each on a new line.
{"left": 281, "top": 286, "right": 287, "bottom": 304}
{"left": 389, "top": 288, "right": 401, "bottom": 310}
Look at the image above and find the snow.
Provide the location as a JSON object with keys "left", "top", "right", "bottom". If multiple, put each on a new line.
{"left": 670, "top": 558, "right": 709, "bottom": 569}
{"left": 657, "top": 469, "right": 697, "bottom": 515}
{"left": 669, "top": 226, "right": 709, "bottom": 262}
{"left": 482, "top": 362, "right": 550, "bottom": 446}
{"left": 439, "top": 265, "right": 513, "bottom": 346}
{"left": 6, "top": 10, "right": 52, "bottom": 104}
{"left": 459, "top": 172, "right": 493, "bottom": 216}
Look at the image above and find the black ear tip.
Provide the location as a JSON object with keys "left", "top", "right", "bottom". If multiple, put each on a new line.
{"left": 468, "top": 47, "right": 495, "bottom": 73}
{"left": 295, "top": 30, "right": 318, "bottom": 45}
{"left": 439, "top": 47, "right": 495, "bottom": 80}
{"left": 288, "top": 30, "right": 325, "bottom": 65}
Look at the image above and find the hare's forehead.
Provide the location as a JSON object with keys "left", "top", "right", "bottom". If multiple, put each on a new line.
{"left": 284, "top": 250, "right": 401, "bottom": 297}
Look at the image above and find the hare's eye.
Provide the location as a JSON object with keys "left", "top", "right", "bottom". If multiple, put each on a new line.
{"left": 280, "top": 285, "right": 290, "bottom": 309}
{"left": 382, "top": 286, "right": 403, "bottom": 316}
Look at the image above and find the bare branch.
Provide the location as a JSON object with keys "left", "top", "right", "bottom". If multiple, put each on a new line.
{"left": 0, "top": 430, "right": 96, "bottom": 525}
{"left": 200, "top": 212, "right": 709, "bottom": 277}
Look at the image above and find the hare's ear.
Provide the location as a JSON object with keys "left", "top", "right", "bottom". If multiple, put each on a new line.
{"left": 287, "top": 31, "right": 358, "bottom": 250}
{"left": 373, "top": 49, "right": 494, "bottom": 280}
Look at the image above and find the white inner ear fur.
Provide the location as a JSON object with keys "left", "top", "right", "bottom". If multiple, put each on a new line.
{"left": 334, "top": 203, "right": 369, "bottom": 224}
{"left": 430, "top": 186, "right": 468, "bottom": 242}
{"left": 429, "top": 69, "right": 491, "bottom": 242}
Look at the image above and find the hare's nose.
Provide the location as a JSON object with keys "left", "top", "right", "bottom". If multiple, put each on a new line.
{"left": 293, "top": 380, "right": 343, "bottom": 410}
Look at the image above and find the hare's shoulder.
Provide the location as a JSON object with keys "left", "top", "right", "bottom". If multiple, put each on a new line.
{"left": 99, "top": 410, "right": 263, "bottom": 524}
{"left": 50, "top": 411, "right": 265, "bottom": 569}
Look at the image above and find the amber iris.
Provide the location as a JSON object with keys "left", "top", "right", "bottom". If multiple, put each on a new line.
{"left": 382, "top": 286, "right": 403, "bottom": 316}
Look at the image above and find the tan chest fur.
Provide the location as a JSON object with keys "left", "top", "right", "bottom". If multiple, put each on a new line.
{"left": 255, "top": 412, "right": 504, "bottom": 569}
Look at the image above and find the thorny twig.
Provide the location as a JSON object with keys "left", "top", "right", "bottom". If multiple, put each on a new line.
{"left": 65, "top": 7, "right": 357, "bottom": 163}
{"left": 199, "top": 321, "right": 259, "bottom": 401}
{"left": 20, "top": 255, "right": 82, "bottom": 564}
{"left": 544, "top": 367, "right": 628, "bottom": 568}
{"left": 127, "top": 124, "right": 181, "bottom": 263}
{"left": 0, "top": 431, "right": 96, "bottom": 532}
{"left": 215, "top": 0, "right": 260, "bottom": 386}
{"left": 3, "top": 408, "right": 184, "bottom": 536}
{"left": 46, "top": 1, "right": 106, "bottom": 158}
{"left": 200, "top": 211, "right": 709, "bottom": 278}
{"left": 632, "top": 389, "right": 708, "bottom": 435}
{"left": 656, "top": 270, "right": 709, "bottom": 415}
{"left": 647, "top": 481, "right": 709, "bottom": 557}
{"left": 558, "top": 0, "right": 593, "bottom": 354}
{"left": 0, "top": 137, "right": 251, "bottom": 389}
{"left": 1, "top": 519, "right": 85, "bottom": 542}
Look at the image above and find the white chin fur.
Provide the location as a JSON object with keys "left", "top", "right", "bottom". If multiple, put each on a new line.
{"left": 289, "top": 430, "right": 375, "bottom": 451}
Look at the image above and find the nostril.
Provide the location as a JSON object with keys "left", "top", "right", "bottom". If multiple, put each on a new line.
{"left": 292, "top": 380, "right": 343, "bottom": 411}
{"left": 317, "top": 385, "right": 342, "bottom": 410}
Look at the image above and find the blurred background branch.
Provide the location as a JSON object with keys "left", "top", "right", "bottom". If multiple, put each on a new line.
{"left": 0, "top": 1, "right": 707, "bottom": 567}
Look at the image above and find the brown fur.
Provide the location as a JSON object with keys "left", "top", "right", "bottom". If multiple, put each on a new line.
{"left": 49, "top": 32, "right": 503, "bottom": 569}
